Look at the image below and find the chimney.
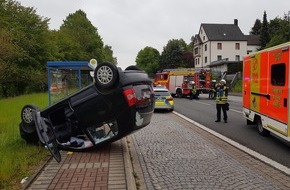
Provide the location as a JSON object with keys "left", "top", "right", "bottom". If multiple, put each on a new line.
{"left": 234, "top": 19, "right": 238, "bottom": 26}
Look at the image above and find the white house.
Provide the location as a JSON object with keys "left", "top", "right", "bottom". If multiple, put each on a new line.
{"left": 245, "top": 34, "right": 261, "bottom": 54}
{"left": 193, "top": 19, "right": 260, "bottom": 74}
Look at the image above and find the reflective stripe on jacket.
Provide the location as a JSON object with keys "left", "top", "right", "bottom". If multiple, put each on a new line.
{"left": 216, "top": 86, "right": 228, "bottom": 104}
{"left": 191, "top": 86, "right": 197, "bottom": 94}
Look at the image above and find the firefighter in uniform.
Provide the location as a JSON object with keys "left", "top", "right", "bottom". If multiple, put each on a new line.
{"left": 215, "top": 79, "right": 228, "bottom": 123}
{"left": 190, "top": 81, "right": 198, "bottom": 100}
{"left": 209, "top": 80, "right": 217, "bottom": 99}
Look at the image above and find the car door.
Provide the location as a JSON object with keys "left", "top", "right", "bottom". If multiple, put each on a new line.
{"left": 33, "top": 111, "right": 61, "bottom": 163}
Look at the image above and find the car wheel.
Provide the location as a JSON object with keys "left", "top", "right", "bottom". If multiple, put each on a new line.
{"left": 176, "top": 89, "right": 182, "bottom": 98}
{"left": 94, "top": 62, "right": 119, "bottom": 89}
{"left": 21, "top": 104, "right": 39, "bottom": 126}
{"left": 257, "top": 117, "right": 270, "bottom": 136}
{"left": 19, "top": 122, "right": 39, "bottom": 144}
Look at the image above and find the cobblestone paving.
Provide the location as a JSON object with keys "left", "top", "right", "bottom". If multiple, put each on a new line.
{"left": 132, "top": 113, "right": 290, "bottom": 190}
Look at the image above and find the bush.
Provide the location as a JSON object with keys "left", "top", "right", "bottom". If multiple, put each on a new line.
{"left": 230, "top": 80, "right": 242, "bottom": 93}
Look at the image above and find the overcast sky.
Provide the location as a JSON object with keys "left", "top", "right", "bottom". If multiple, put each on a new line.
{"left": 18, "top": 0, "right": 289, "bottom": 69}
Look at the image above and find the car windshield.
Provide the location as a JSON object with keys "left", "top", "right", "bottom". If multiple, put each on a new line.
{"left": 154, "top": 91, "right": 171, "bottom": 96}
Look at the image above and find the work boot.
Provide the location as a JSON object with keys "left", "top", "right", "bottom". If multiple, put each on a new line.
{"left": 215, "top": 120, "right": 220, "bottom": 122}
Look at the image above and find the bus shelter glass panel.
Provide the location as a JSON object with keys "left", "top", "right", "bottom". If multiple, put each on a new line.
{"left": 49, "top": 69, "right": 92, "bottom": 104}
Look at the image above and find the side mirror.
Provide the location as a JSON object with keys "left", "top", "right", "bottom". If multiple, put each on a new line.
{"left": 88, "top": 58, "right": 97, "bottom": 70}
{"left": 89, "top": 59, "right": 97, "bottom": 81}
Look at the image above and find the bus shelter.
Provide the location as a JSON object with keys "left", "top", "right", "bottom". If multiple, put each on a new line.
{"left": 47, "top": 61, "right": 93, "bottom": 105}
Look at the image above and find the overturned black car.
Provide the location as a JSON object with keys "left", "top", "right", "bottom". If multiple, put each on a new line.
{"left": 19, "top": 62, "right": 154, "bottom": 162}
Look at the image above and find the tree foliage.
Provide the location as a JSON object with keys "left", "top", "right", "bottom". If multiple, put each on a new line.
{"left": 260, "top": 11, "right": 270, "bottom": 49}
{"left": 251, "top": 11, "right": 290, "bottom": 50}
{"left": 250, "top": 19, "right": 262, "bottom": 35}
{"left": 0, "top": 0, "right": 50, "bottom": 97}
{"left": 266, "top": 16, "right": 290, "bottom": 47}
{"left": 136, "top": 47, "right": 160, "bottom": 77}
{"left": 160, "top": 39, "right": 188, "bottom": 69}
{"left": 57, "top": 10, "right": 108, "bottom": 62}
{"left": 0, "top": 2, "right": 115, "bottom": 98}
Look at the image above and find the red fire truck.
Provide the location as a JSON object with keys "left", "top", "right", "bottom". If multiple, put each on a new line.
{"left": 154, "top": 68, "right": 211, "bottom": 97}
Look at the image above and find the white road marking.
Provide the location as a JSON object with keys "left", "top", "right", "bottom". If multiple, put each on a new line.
{"left": 194, "top": 100, "right": 243, "bottom": 113}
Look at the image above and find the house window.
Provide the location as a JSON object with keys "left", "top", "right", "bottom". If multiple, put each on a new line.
{"left": 235, "top": 43, "right": 240, "bottom": 50}
{"left": 194, "top": 47, "right": 198, "bottom": 55}
{"left": 204, "top": 44, "right": 207, "bottom": 51}
{"left": 217, "top": 55, "right": 222, "bottom": 61}
{"left": 195, "top": 58, "right": 200, "bottom": 65}
{"left": 205, "top": 56, "right": 207, "bottom": 63}
{"left": 271, "top": 63, "right": 285, "bottom": 86}
{"left": 203, "top": 36, "right": 205, "bottom": 41}
{"left": 235, "top": 55, "right": 240, "bottom": 61}
{"left": 217, "top": 43, "right": 222, "bottom": 50}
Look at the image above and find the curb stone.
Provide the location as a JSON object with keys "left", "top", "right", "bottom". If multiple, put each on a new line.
{"left": 122, "top": 138, "right": 137, "bottom": 190}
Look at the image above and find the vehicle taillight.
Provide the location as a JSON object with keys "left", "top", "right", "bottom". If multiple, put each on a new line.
{"left": 123, "top": 88, "right": 137, "bottom": 107}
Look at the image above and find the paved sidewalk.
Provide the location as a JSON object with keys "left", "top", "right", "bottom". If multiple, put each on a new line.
{"left": 24, "top": 138, "right": 136, "bottom": 190}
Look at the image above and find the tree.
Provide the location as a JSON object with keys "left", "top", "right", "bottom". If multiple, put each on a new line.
{"left": 58, "top": 10, "right": 109, "bottom": 62}
{"left": 136, "top": 47, "right": 160, "bottom": 77}
{"left": 250, "top": 19, "right": 262, "bottom": 35}
{"left": 182, "top": 51, "right": 194, "bottom": 68}
{"left": 0, "top": 2, "right": 115, "bottom": 98}
{"left": 0, "top": 0, "right": 51, "bottom": 97}
{"left": 160, "top": 39, "right": 188, "bottom": 69}
{"left": 266, "top": 16, "right": 290, "bottom": 47}
{"left": 260, "top": 11, "right": 270, "bottom": 49}
{"left": 103, "top": 45, "right": 116, "bottom": 63}
{"left": 183, "top": 41, "right": 194, "bottom": 68}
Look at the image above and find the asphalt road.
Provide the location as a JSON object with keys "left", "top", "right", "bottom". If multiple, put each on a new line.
{"left": 174, "top": 94, "right": 290, "bottom": 168}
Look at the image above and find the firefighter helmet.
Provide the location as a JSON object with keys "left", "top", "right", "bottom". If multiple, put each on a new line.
{"left": 220, "top": 79, "right": 226, "bottom": 84}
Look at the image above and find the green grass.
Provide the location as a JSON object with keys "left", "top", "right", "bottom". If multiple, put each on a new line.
{"left": 0, "top": 93, "right": 50, "bottom": 190}
{"left": 230, "top": 80, "right": 242, "bottom": 93}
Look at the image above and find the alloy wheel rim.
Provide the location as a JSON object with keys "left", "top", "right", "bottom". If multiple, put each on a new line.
{"left": 97, "top": 66, "right": 113, "bottom": 84}
{"left": 23, "top": 107, "right": 33, "bottom": 123}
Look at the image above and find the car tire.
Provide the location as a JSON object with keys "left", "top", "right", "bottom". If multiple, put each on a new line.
{"left": 257, "top": 117, "right": 270, "bottom": 136}
{"left": 19, "top": 122, "right": 39, "bottom": 144}
{"left": 21, "top": 104, "right": 39, "bottom": 126}
{"left": 176, "top": 89, "right": 182, "bottom": 98}
{"left": 94, "top": 62, "right": 119, "bottom": 90}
